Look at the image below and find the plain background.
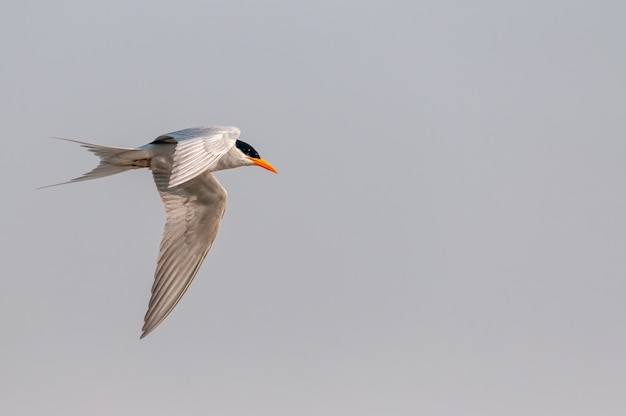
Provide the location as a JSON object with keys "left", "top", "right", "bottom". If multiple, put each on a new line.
{"left": 2, "top": 1, "right": 626, "bottom": 415}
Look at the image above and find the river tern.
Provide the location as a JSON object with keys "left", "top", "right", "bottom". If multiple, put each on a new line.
{"left": 44, "top": 126, "right": 277, "bottom": 338}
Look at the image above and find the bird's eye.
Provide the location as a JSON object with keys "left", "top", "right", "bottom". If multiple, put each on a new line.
{"left": 235, "top": 140, "right": 261, "bottom": 159}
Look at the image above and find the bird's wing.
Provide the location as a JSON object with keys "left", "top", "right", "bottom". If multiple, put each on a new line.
{"left": 152, "top": 126, "right": 241, "bottom": 188}
{"left": 141, "top": 169, "right": 228, "bottom": 339}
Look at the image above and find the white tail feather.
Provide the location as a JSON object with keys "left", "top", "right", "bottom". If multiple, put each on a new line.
{"left": 39, "top": 138, "right": 149, "bottom": 189}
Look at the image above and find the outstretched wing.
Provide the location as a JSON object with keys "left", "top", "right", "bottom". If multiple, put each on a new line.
{"left": 152, "top": 126, "right": 240, "bottom": 188}
{"left": 141, "top": 168, "right": 227, "bottom": 339}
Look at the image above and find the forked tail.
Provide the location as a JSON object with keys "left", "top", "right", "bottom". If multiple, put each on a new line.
{"left": 39, "top": 138, "right": 149, "bottom": 189}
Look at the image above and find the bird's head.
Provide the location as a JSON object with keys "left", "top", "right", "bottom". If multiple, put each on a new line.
{"left": 235, "top": 139, "right": 278, "bottom": 173}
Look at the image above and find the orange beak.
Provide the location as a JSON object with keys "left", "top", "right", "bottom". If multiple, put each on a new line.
{"left": 249, "top": 157, "right": 278, "bottom": 174}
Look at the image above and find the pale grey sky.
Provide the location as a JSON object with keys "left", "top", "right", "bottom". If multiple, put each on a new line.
{"left": 2, "top": 1, "right": 626, "bottom": 415}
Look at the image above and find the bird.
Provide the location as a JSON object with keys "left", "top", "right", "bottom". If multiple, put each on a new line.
{"left": 42, "top": 126, "right": 277, "bottom": 338}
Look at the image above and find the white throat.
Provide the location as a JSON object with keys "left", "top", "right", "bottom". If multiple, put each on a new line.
{"left": 211, "top": 145, "right": 253, "bottom": 172}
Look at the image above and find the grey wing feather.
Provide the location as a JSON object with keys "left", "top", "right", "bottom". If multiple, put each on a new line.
{"left": 155, "top": 126, "right": 240, "bottom": 188}
{"left": 141, "top": 168, "right": 227, "bottom": 339}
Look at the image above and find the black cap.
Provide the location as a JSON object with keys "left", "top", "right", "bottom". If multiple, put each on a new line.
{"left": 235, "top": 139, "right": 261, "bottom": 159}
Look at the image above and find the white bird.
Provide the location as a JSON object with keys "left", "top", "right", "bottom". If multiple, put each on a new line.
{"left": 44, "top": 126, "right": 277, "bottom": 338}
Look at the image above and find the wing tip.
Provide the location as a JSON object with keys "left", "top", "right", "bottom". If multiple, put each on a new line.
{"left": 140, "top": 324, "right": 156, "bottom": 339}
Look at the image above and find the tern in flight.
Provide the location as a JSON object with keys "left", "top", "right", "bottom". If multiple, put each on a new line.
{"left": 44, "top": 126, "right": 277, "bottom": 338}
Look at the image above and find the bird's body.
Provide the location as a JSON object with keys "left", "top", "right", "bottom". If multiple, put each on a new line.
{"left": 44, "top": 126, "right": 277, "bottom": 338}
